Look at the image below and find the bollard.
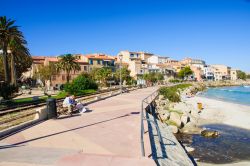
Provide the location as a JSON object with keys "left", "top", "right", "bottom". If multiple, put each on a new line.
{"left": 47, "top": 98, "right": 57, "bottom": 119}
{"left": 197, "top": 102, "right": 203, "bottom": 111}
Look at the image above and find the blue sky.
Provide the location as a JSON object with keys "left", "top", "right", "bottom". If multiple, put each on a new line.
{"left": 1, "top": 0, "right": 250, "bottom": 71}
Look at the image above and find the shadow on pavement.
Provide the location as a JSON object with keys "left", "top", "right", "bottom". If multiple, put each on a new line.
{"left": 0, "top": 114, "right": 130, "bottom": 150}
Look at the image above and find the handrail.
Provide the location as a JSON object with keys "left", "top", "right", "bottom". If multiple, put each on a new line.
{"left": 140, "top": 89, "right": 160, "bottom": 157}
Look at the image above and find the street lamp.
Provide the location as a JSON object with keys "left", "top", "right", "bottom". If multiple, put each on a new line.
{"left": 118, "top": 54, "right": 123, "bottom": 94}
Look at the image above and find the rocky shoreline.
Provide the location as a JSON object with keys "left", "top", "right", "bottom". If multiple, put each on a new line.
{"left": 155, "top": 82, "right": 250, "bottom": 165}
{"left": 203, "top": 79, "right": 250, "bottom": 87}
{"left": 155, "top": 83, "right": 205, "bottom": 135}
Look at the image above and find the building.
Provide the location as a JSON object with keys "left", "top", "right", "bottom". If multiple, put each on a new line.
{"left": 230, "top": 69, "right": 237, "bottom": 80}
{"left": 83, "top": 53, "right": 115, "bottom": 71}
{"left": 44, "top": 57, "right": 89, "bottom": 86}
{"left": 117, "top": 51, "right": 153, "bottom": 78}
{"left": 165, "top": 59, "right": 184, "bottom": 73}
{"left": 180, "top": 58, "right": 206, "bottom": 82}
{"left": 203, "top": 65, "right": 215, "bottom": 80}
{"left": 26, "top": 55, "right": 89, "bottom": 87}
{"left": 211, "top": 65, "right": 231, "bottom": 81}
{"left": 147, "top": 55, "right": 169, "bottom": 64}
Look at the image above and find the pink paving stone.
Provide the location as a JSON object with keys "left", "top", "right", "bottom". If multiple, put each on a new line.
{"left": 0, "top": 87, "right": 158, "bottom": 166}
{"left": 56, "top": 153, "right": 155, "bottom": 166}
{"left": 3, "top": 132, "right": 26, "bottom": 145}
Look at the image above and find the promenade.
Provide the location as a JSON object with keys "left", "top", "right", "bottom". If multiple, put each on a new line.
{"left": 0, "top": 87, "right": 157, "bottom": 166}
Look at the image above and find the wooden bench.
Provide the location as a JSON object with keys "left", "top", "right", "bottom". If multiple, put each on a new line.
{"left": 56, "top": 102, "right": 69, "bottom": 116}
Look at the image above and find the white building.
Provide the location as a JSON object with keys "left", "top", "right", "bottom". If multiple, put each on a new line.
{"left": 203, "top": 65, "right": 214, "bottom": 80}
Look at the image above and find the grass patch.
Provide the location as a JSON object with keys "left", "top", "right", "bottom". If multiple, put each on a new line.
{"left": 165, "top": 119, "right": 178, "bottom": 127}
{"left": 168, "top": 109, "right": 183, "bottom": 115}
{"left": 1, "top": 89, "right": 97, "bottom": 109}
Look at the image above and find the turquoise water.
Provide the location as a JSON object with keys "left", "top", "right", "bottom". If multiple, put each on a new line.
{"left": 201, "top": 86, "right": 250, "bottom": 106}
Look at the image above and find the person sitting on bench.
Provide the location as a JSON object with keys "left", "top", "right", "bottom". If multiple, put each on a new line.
{"left": 63, "top": 95, "right": 76, "bottom": 115}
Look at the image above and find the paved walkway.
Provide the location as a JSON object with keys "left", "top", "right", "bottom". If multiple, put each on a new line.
{"left": 0, "top": 87, "right": 158, "bottom": 166}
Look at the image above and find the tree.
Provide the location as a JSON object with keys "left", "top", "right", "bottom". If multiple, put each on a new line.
{"left": 64, "top": 74, "right": 98, "bottom": 95}
{"left": 56, "top": 54, "right": 80, "bottom": 83}
{"left": 114, "top": 67, "right": 133, "bottom": 85}
{"left": 178, "top": 66, "right": 193, "bottom": 79}
{"left": 90, "top": 67, "right": 112, "bottom": 86}
{"left": 156, "top": 72, "right": 164, "bottom": 83}
{"left": 247, "top": 74, "right": 250, "bottom": 79}
{"left": 33, "top": 63, "right": 57, "bottom": 92}
{"left": 143, "top": 72, "right": 161, "bottom": 86}
{"left": 237, "top": 70, "right": 246, "bottom": 80}
{"left": 0, "top": 16, "right": 27, "bottom": 84}
{"left": 8, "top": 38, "right": 31, "bottom": 85}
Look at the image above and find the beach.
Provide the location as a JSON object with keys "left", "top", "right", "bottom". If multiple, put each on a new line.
{"left": 183, "top": 95, "right": 250, "bottom": 166}
{"left": 185, "top": 96, "right": 250, "bottom": 130}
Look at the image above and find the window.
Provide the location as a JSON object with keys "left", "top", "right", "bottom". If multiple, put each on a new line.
{"left": 89, "top": 59, "right": 93, "bottom": 65}
{"left": 52, "top": 75, "right": 56, "bottom": 81}
{"left": 130, "top": 54, "right": 134, "bottom": 57}
{"left": 97, "top": 60, "right": 101, "bottom": 65}
{"left": 84, "top": 66, "right": 87, "bottom": 71}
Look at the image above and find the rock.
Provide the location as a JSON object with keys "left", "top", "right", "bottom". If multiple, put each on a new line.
{"left": 185, "top": 146, "right": 195, "bottom": 152}
{"left": 169, "top": 125, "right": 179, "bottom": 134}
{"left": 191, "top": 109, "right": 199, "bottom": 118}
{"left": 159, "top": 95, "right": 164, "bottom": 100}
{"left": 169, "top": 112, "right": 182, "bottom": 128}
{"left": 162, "top": 112, "right": 170, "bottom": 120}
{"left": 201, "top": 130, "right": 220, "bottom": 138}
{"left": 181, "top": 122, "right": 201, "bottom": 134}
{"left": 181, "top": 115, "right": 190, "bottom": 125}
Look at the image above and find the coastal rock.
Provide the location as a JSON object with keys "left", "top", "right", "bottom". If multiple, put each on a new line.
{"left": 185, "top": 146, "right": 195, "bottom": 152}
{"left": 181, "top": 122, "right": 201, "bottom": 134}
{"left": 181, "top": 115, "right": 190, "bottom": 125}
{"left": 169, "top": 125, "right": 179, "bottom": 134}
{"left": 191, "top": 109, "right": 199, "bottom": 118}
{"left": 159, "top": 95, "right": 164, "bottom": 100}
{"left": 201, "top": 130, "right": 220, "bottom": 138}
{"left": 169, "top": 112, "right": 182, "bottom": 128}
{"left": 161, "top": 112, "right": 170, "bottom": 120}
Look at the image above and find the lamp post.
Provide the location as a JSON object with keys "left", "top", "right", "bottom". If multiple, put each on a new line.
{"left": 118, "top": 54, "right": 123, "bottom": 94}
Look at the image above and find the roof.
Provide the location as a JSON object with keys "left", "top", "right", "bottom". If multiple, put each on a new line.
{"left": 32, "top": 56, "right": 46, "bottom": 60}
{"left": 84, "top": 54, "right": 115, "bottom": 60}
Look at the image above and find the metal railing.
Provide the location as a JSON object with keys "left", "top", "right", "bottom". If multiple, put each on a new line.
{"left": 140, "top": 89, "right": 162, "bottom": 157}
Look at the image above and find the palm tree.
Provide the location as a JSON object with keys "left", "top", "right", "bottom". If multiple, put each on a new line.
{"left": 0, "top": 16, "right": 27, "bottom": 84}
{"left": 56, "top": 54, "right": 80, "bottom": 83}
{"left": 8, "top": 39, "right": 30, "bottom": 85}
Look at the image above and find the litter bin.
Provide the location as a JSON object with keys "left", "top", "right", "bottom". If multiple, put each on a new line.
{"left": 47, "top": 98, "right": 57, "bottom": 119}
{"left": 197, "top": 102, "right": 203, "bottom": 111}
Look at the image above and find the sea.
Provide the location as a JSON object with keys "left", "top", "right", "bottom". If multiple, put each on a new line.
{"left": 176, "top": 85, "right": 250, "bottom": 164}
{"left": 200, "top": 85, "right": 250, "bottom": 106}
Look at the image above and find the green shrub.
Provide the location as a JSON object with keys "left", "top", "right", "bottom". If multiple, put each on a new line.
{"left": 159, "top": 84, "right": 191, "bottom": 102}
{"left": 64, "top": 75, "right": 98, "bottom": 95}
{"left": 169, "top": 79, "right": 182, "bottom": 83}
{"left": 0, "top": 82, "right": 18, "bottom": 99}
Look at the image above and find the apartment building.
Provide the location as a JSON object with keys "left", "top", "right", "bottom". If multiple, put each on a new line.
{"left": 117, "top": 51, "right": 153, "bottom": 78}
{"left": 230, "top": 69, "right": 237, "bottom": 80}
{"left": 44, "top": 57, "right": 89, "bottom": 86}
{"left": 211, "top": 65, "right": 231, "bottom": 81}
{"left": 83, "top": 53, "right": 115, "bottom": 71}
{"left": 147, "top": 55, "right": 169, "bottom": 64}
{"left": 165, "top": 59, "right": 184, "bottom": 73}
{"left": 26, "top": 55, "right": 89, "bottom": 87}
{"left": 203, "top": 65, "right": 215, "bottom": 80}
